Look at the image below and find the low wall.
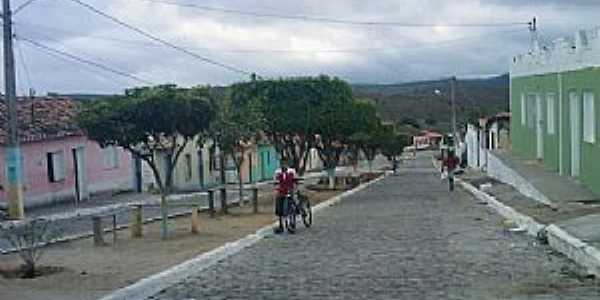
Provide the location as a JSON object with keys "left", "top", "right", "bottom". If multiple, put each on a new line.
{"left": 486, "top": 151, "right": 554, "bottom": 207}
{"left": 0, "top": 177, "right": 133, "bottom": 210}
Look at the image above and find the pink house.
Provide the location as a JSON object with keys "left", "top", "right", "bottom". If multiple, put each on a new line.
{"left": 0, "top": 97, "right": 133, "bottom": 208}
{"left": 413, "top": 130, "right": 444, "bottom": 150}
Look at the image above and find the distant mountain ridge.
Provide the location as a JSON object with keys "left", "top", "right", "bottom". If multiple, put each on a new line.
{"left": 352, "top": 74, "right": 509, "bottom": 132}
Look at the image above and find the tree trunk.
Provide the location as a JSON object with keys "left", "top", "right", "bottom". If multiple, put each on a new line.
{"left": 368, "top": 160, "right": 373, "bottom": 173}
{"left": 238, "top": 168, "right": 244, "bottom": 206}
{"left": 160, "top": 193, "right": 168, "bottom": 240}
{"left": 220, "top": 151, "right": 226, "bottom": 185}
{"left": 327, "top": 168, "right": 336, "bottom": 190}
{"left": 22, "top": 260, "right": 35, "bottom": 278}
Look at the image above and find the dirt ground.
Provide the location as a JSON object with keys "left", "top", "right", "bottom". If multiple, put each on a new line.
{"left": 0, "top": 185, "right": 347, "bottom": 300}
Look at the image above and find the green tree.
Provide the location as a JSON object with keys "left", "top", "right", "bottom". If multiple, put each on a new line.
{"left": 214, "top": 81, "right": 264, "bottom": 205}
{"left": 346, "top": 100, "right": 381, "bottom": 173}
{"left": 361, "top": 122, "right": 393, "bottom": 172}
{"left": 77, "top": 85, "right": 215, "bottom": 239}
{"left": 256, "top": 77, "right": 321, "bottom": 175}
{"left": 311, "top": 77, "right": 358, "bottom": 188}
{"left": 381, "top": 133, "right": 411, "bottom": 163}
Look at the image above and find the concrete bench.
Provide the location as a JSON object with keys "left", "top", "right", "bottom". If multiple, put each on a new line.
{"left": 126, "top": 186, "right": 260, "bottom": 240}
{"left": 91, "top": 212, "right": 118, "bottom": 247}
{"left": 206, "top": 186, "right": 259, "bottom": 216}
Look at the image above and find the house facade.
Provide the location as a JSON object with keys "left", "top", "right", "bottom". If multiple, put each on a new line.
{"left": 249, "top": 144, "right": 280, "bottom": 182}
{"left": 510, "top": 27, "right": 600, "bottom": 195}
{"left": 413, "top": 130, "right": 443, "bottom": 150}
{"left": 466, "top": 113, "right": 511, "bottom": 169}
{"left": 0, "top": 97, "right": 133, "bottom": 208}
{"left": 141, "top": 139, "right": 281, "bottom": 192}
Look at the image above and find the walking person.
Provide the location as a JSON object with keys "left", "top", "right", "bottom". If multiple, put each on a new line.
{"left": 273, "top": 160, "right": 296, "bottom": 234}
{"left": 442, "top": 150, "right": 460, "bottom": 191}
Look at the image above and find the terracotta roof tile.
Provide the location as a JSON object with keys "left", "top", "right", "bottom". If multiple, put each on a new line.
{"left": 0, "top": 97, "right": 84, "bottom": 144}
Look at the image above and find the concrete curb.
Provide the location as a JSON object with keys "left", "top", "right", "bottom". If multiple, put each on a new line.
{"left": 98, "top": 173, "right": 388, "bottom": 300}
{"left": 458, "top": 172, "right": 600, "bottom": 277}
{"left": 457, "top": 179, "right": 546, "bottom": 236}
{"left": 433, "top": 155, "right": 600, "bottom": 277}
{"left": 546, "top": 225, "right": 600, "bottom": 277}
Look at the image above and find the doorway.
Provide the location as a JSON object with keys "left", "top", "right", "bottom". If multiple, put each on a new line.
{"left": 71, "top": 147, "right": 88, "bottom": 204}
{"left": 536, "top": 95, "right": 545, "bottom": 160}
{"left": 569, "top": 92, "right": 581, "bottom": 177}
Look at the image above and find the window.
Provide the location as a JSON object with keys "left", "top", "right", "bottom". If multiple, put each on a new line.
{"left": 583, "top": 92, "right": 596, "bottom": 143}
{"left": 47, "top": 151, "right": 65, "bottom": 182}
{"left": 521, "top": 94, "right": 526, "bottom": 125}
{"left": 102, "top": 146, "right": 119, "bottom": 169}
{"left": 185, "top": 154, "right": 193, "bottom": 181}
{"left": 547, "top": 94, "right": 556, "bottom": 134}
{"left": 527, "top": 94, "right": 537, "bottom": 129}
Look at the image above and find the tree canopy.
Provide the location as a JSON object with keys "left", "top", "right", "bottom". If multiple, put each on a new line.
{"left": 77, "top": 84, "right": 216, "bottom": 239}
{"left": 78, "top": 85, "right": 214, "bottom": 170}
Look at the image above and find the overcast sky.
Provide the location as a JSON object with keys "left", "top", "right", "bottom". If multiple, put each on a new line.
{"left": 4, "top": 0, "right": 600, "bottom": 95}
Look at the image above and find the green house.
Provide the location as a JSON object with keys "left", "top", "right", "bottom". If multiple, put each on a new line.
{"left": 253, "top": 144, "right": 280, "bottom": 182}
{"left": 510, "top": 28, "right": 600, "bottom": 195}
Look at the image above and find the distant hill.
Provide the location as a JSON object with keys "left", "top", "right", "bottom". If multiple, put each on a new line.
{"left": 53, "top": 94, "right": 116, "bottom": 102}
{"left": 352, "top": 74, "right": 509, "bottom": 132}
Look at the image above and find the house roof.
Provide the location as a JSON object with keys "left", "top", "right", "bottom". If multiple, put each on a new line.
{"left": 417, "top": 130, "right": 443, "bottom": 138}
{"left": 478, "top": 112, "right": 511, "bottom": 128}
{"left": 0, "top": 97, "right": 84, "bottom": 145}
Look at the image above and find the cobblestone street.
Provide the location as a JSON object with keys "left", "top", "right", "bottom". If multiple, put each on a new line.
{"left": 145, "top": 154, "right": 600, "bottom": 299}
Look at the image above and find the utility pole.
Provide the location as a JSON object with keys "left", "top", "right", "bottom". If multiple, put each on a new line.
{"left": 528, "top": 16, "right": 539, "bottom": 52}
{"left": 3, "top": 0, "right": 25, "bottom": 219}
{"left": 450, "top": 76, "right": 457, "bottom": 146}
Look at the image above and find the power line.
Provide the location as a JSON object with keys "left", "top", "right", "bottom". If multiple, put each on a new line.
{"left": 16, "top": 35, "right": 155, "bottom": 85}
{"left": 14, "top": 0, "right": 40, "bottom": 15}
{"left": 68, "top": 0, "right": 254, "bottom": 77}
{"left": 14, "top": 38, "right": 34, "bottom": 95}
{"left": 134, "top": 0, "right": 529, "bottom": 28}
{"left": 17, "top": 21, "right": 526, "bottom": 55}
{"left": 20, "top": 36, "right": 129, "bottom": 89}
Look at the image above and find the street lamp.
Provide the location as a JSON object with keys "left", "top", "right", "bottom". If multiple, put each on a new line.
{"left": 433, "top": 77, "right": 457, "bottom": 148}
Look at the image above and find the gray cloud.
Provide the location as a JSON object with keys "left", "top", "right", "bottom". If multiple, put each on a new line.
{"left": 3, "top": 0, "right": 599, "bottom": 94}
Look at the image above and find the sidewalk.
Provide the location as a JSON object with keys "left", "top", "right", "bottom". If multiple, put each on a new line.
{"left": 457, "top": 150, "right": 600, "bottom": 277}
{"left": 488, "top": 150, "right": 599, "bottom": 206}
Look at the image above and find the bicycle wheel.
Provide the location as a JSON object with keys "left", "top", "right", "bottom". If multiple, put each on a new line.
{"left": 300, "top": 198, "right": 312, "bottom": 228}
{"left": 285, "top": 198, "right": 297, "bottom": 233}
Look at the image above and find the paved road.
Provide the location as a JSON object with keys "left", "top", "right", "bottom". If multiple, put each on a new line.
{"left": 146, "top": 153, "right": 598, "bottom": 299}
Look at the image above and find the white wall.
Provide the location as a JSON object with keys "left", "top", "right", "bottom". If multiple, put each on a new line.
{"left": 466, "top": 124, "right": 480, "bottom": 169}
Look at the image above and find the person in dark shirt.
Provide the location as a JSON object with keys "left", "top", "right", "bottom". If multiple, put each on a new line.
{"left": 442, "top": 150, "right": 460, "bottom": 191}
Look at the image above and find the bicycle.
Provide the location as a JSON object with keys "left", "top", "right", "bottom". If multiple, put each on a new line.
{"left": 283, "top": 189, "right": 313, "bottom": 233}
{"left": 274, "top": 178, "right": 313, "bottom": 234}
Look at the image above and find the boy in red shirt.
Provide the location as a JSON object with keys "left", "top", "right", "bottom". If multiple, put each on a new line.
{"left": 274, "top": 161, "right": 297, "bottom": 234}
{"left": 442, "top": 150, "right": 460, "bottom": 191}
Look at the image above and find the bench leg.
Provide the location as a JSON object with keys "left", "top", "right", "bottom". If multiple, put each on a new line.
{"left": 131, "top": 205, "right": 143, "bottom": 238}
{"left": 252, "top": 187, "right": 258, "bottom": 214}
{"left": 220, "top": 188, "right": 228, "bottom": 214}
{"left": 92, "top": 216, "right": 105, "bottom": 246}
{"left": 112, "top": 214, "right": 117, "bottom": 244}
{"left": 191, "top": 206, "right": 199, "bottom": 234}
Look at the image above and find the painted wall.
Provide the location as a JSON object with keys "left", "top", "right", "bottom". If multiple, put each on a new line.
{"left": 304, "top": 148, "right": 323, "bottom": 172}
{"left": 256, "top": 145, "right": 279, "bottom": 181}
{"left": 510, "top": 67, "right": 600, "bottom": 195}
{"left": 141, "top": 139, "right": 281, "bottom": 191}
{"left": 141, "top": 137, "right": 220, "bottom": 192}
{"left": 0, "top": 136, "right": 133, "bottom": 207}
